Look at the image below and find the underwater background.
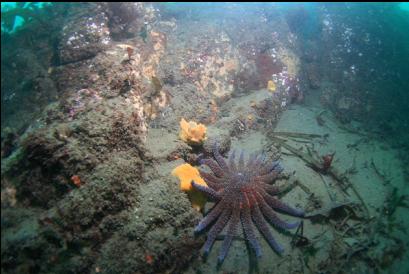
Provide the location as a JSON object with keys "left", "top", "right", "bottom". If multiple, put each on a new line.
{"left": 1, "top": 2, "right": 409, "bottom": 274}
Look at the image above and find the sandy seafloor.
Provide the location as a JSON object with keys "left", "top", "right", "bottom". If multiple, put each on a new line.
{"left": 150, "top": 90, "right": 409, "bottom": 274}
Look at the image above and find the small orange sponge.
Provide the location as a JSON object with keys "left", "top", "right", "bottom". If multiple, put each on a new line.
{"left": 179, "top": 118, "right": 207, "bottom": 145}
{"left": 172, "top": 163, "right": 208, "bottom": 210}
{"left": 267, "top": 80, "right": 276, "bottom": 92}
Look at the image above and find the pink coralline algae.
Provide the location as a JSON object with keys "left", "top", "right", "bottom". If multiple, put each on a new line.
{"left": 67, "top": 88, "right": 102, "bottom": 119}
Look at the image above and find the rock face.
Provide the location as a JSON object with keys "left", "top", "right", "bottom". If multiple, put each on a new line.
{"left": 58, "top": 7, "right": 110, "bottom": 64}
{"left": 1, "top": 3, "right": 205, "bottom": 274}
{"left": 305, "top": 63, "right": 321, "bottom": 89}
{"left": 106, "top": 2, "right": 152, "bottom": 40}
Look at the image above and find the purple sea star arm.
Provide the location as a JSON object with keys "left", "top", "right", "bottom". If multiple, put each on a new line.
{"left": 199, "top": 170, "right": 224, "bottom": 190}
{"left": 259, "top": 183, "right": 281, "bottom": 195}
{"left": 251, "top": 203, "right": 285, "bottom": 254}
{"left": 251, "top": 153, "right": 265, "bottom": 170}
{"left": 238, "top": 151, "right": 245, "bottom": 170}
{"left": 200, "top": 159, "right": 224, "bottom": 178}
{"left": 218, "top": 202, "right": 240, "bottom": 264}
{"left": 246, "top": 153, "right": 257, "bottom": 169}
{"left": 213, "top": 143, "right": 229, "bottom": 171}
{"left": 256, "top": 170, "right": 280, "bottom": 183}
{"left": 260, "top": 160, "right": 281, "bottom": 175}
{"left": 192, "top": 181, "right": 222, "bottom": 201}
{"left": 241, "top": 201, "right": 262, "bottom": 257}
{"left": 257, "top": 192, "right": 301, "bottom": 229}
{"left": 194, "top": 201, "right": 226, "bottom": 233}
{"left": 263, "top": 192, "right": 304, "bottom": 217}
{"left": 203, "top": 209, "right": 232, "bottom": 255}
{"left": 228, "top": 150, "right": 236, "bottom": 173}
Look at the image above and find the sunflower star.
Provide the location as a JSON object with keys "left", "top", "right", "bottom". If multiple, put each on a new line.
{"left": 192, "top": 144, "right": 304, "bottom": 264}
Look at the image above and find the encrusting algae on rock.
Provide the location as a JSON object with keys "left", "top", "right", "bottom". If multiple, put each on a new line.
{"left": 171, "top": 163, "right": 208, "bottom": 211}
{"left": 179, "top": 118, "right": 207, "bottom": 145}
